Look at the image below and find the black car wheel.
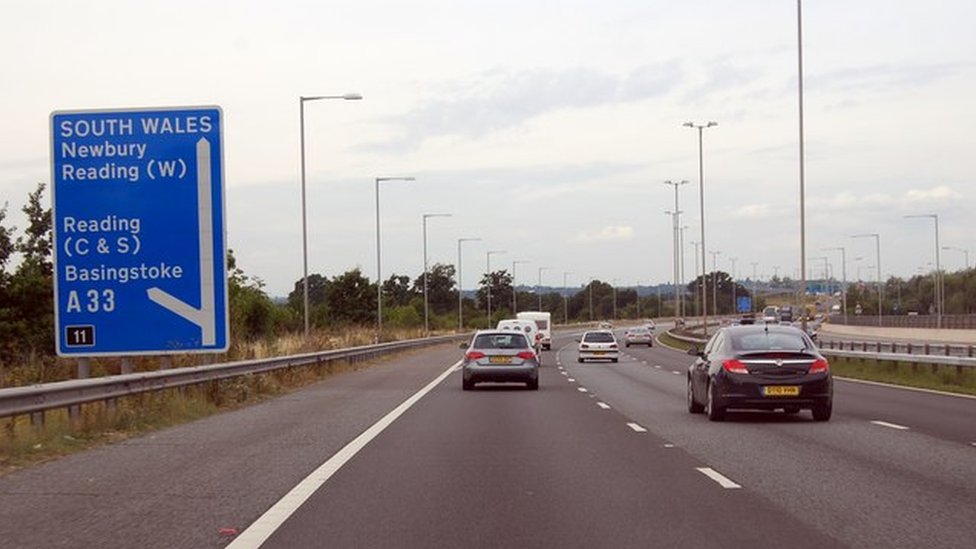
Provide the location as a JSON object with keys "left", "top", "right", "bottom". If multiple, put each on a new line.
{"left": 687, "top": 377, "right": 704, "bottom": 414}
{"left": 462, "top": 379, "right": 473, "bottom": 391}
{"left": 611, "top": 358, "right": 618, "bottom": 363}
{"left": 577, "top": 357, "right": 584, "bottom": 363}
{"left": 812, "top": 400, "right": 832, "bottom": 422}
{"left": 526, "top": 378, "right": 539, "bottom": 391}
{"left": 706, "top": 381, "right": 725, "bottom": 421}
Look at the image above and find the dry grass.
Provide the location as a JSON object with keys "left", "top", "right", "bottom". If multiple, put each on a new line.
{"left": 0, "top": 326, "right": 438, "bottom": 476}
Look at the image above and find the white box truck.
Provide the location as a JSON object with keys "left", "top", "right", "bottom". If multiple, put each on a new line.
{"left": 517, "top": 311, "right": 552, "bottom": 350}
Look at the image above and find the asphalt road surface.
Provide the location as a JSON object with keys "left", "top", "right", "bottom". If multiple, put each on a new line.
{"left": 1, "top": 332, "right": 974, "bottom": 549}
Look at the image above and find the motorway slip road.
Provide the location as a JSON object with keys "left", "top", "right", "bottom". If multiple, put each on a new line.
{"left": 1, "top": 336, "right": 974, "bottom": 548}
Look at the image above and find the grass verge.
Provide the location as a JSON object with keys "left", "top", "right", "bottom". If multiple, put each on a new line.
{"left": 828, "top": 356, "right": 976, "bottom": 397}
{"left": 0, "top": 345, "right": 426, "bottom": 476}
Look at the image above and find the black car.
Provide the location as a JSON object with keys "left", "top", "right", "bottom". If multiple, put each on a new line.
{"left": 686, "top": 324, "right": 832, "bottom": 421}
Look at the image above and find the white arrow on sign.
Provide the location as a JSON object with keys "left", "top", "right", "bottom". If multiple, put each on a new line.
{"left": 148, "top": 137, "right": 216, "bottom": 345}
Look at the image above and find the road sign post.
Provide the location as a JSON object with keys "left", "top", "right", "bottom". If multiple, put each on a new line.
{"left": 51, "top": 106, "right": 228, "bottom": 356}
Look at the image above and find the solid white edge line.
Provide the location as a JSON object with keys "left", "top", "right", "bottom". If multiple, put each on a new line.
{"left": 597, "top": 402, "right": 611, "bottom": 410}
{"left": 870, "top": 420, "right": 910, "bottom": 431}
{"left": 835, "top": 375, "right": 976, "bottom": 400}
{"left": 226, "top": 360, "right": 461, "bottom": 549}
{"left": 627, "top": 422, "right": 647, "bottom": 433}
{"left": 696, "top": 467, "right": 742, "bottom": 489}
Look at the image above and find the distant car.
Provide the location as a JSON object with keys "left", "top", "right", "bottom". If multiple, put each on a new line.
{"left": 761, "top": 306, "right": 779, "bottom": 324}
{"left": 687, "top": 324, "right": 832, "bottom": 422}
{"left": 577, "top": 330, "right": 620, "bottom": 363}
{"left": 642, "top": 320, "right": 656, "bottom": 331}
{"left": 598, "top": 321, "right": 613, "bottom": 330}
{"left": 779, "top": 306, "right": 793, "bottom": 323}
{"left": 496, "top": 319, "right": 541, "bottom": 353}
{"left": 461, "top": 330, "right": 540, "bottom": 390}
{"left": 624, "top": 326, "right": 653, "bottom": 347}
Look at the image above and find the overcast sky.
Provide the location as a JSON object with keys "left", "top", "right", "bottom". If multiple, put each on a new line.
{"left": 2, "top": 0, "right": 975, "bottom": 297}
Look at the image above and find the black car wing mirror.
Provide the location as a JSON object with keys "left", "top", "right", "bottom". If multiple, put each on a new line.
{"left": 459, "top": 342, "right": 469, "bottom": 349}
{"left": 687, "top": 345, "right": 702, "bottom": 356}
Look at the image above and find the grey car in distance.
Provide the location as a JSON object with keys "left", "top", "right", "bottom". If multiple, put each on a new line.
{"left": 461, "top": 330, "right": 540, "bottom": 390}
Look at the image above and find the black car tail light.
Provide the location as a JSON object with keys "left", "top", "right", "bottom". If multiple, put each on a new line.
{"left": 808, "top": 358, "right": 829, "bottom": 374}
{"left": 722, "top": 359, "right": 749, "bottom": 374}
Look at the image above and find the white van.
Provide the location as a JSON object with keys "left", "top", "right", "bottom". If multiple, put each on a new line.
{"left": 517, "top": 311, "right": 552, "bottom": 350}
{"left": 496, "top": 319, "right": 540, "bottom": 353}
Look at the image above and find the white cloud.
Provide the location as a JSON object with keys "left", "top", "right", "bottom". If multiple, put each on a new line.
{"left": 574, "top": 226, "right": 635, "bottom": 243}
{"left": 904, "top": 185, "right": 960, "bottom": 202}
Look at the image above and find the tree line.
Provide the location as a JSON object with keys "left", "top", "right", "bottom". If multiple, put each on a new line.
{"left": 3, "top": 183, "right": 973, "bottom": 364}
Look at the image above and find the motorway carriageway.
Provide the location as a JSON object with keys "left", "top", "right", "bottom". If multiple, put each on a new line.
{"left": 0, "top": 331, "right": 974, "bottom": 548}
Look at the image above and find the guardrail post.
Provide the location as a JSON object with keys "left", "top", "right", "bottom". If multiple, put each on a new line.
{"left": 160, "top": 356, "right": 172, "bottom": 370}
{"left": 30, "top": 411, "right": 44, "bottom": 428}
{"left": 907, "top": 343, "right": 912, "bottom": 354}
{"left": 69, "top": 357, "right": 91, "bottom": 422}
{"left": 969, "top": 346, "right": 974, "bottom": 358}
{"left": 924, "top": 343, "right": 930, "bottom": 355}
{"left": 876, "top": 342, "right": 882, "bottom": 353}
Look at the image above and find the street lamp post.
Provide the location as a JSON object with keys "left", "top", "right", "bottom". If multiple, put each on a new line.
{"left": 612, "top": 279, "right": 618, "bottom": 320}
{"left": 422, "top": 213, "right": 452, "bottom": 336}
{"left": 512, "top": 260, "right": 530, "bottom": 313}
{"left": 729, "top": 257, "right": 737, "bottom": 315}
{"left": 709, "top": 250, "right": 721, "bottom": 316}
{"left": 664, "top": 180, "right": 688, "bottom": 318}
{"left": 822, "top": 247, "right": 847, "bottom": 324}
{"left": 538, "top": 267, "right": 551, "bottom": 311}
{"left": 851, "top": 233, "right": 882, "bottom": 326}
{"left": 905, "top": 214, "right": 942, "bottom": 328}
{"left": 751, "top": 262, "right": 759, "bottom": 313}
{"left": 680, "top": 225, "right": 688, "bottom": 317}
{"left": 691, "top": 240, "right": 701, "bottom": 317}
{"left": 375, "top": 176, "right": 415, "bottom": 340}
{"left": 486, "top": 250, "right": 506, "bottom": 328}
{"left": 588, "top": 278, "right": 595, "bottom": 321}
{"left": 797, "top": 0, "right": 808, "bottom": 333}
{"left": 683, "top": 121, "right": 717, "bottom": 336}
{"left": 563, "top": 272, "right": 572, "bottom": 324}
{"left": 457, "top": 238, "right": 481, "bottom": 330}
{"left": 299, "top": 92, "right": 362, "bottom": 338}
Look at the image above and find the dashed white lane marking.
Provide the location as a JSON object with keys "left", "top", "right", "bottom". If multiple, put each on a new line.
{"left": 663, "top": 443, "right": 675, "bottom": 448}
{"left": 627, "top": 422, "right": 647, "bottom": 433}
{"left": 696, "top": 467, "right": 742, "bottom": 489}
{"left": 871, "top": 420, "right": 910, "bottom": 431}
{"left": 560, "top": 371, "right": 568, "bottom": 376}
{"left": 578, "top": 387, "right": 588, "bottom": 393}
{"left": 597, "top": 402, "right": 611, "bottom": 410}
{"left": 654, "top": 365, "right": 662, "bottom": 369}
{"left": 671, "top": 371, "right": 682, "bottom": 375}
{"left": 568, "top": 378, "right": 576, "bottom": 382}
{"left": 226, "top": 360, "right": 461, "bottom": 548}
{"left": 970, "top": 442, "right": 976, "bottom": 447}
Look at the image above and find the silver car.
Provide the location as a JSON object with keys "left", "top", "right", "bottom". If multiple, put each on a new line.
{"left": 577, "top": 330, "right": 620, "bottom": 363}
{"left": 461, "top": 330, "right": 540, "bottom": 390}
{"left": 624, "top": 326, "right": 653, "bottom": 347}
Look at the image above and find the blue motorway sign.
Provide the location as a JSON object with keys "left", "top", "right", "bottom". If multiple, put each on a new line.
{"left": 736, "top": 296, "right": 752, "bottom": 313}
{"left": 51, "top": 107, "right": 228, "bottom": 356}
